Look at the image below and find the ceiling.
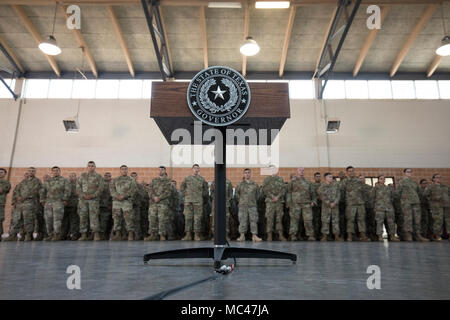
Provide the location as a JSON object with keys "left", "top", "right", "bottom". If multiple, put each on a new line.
{"left": 0, "top": 0, "right": 449, "bottom": 80}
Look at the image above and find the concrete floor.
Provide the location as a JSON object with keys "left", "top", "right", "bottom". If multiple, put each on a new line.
{"left": 0, "top": 241, "right": 449, "bottom": 300}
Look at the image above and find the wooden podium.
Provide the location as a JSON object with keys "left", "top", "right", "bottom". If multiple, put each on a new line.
{"left": 144, "top": 80, "right": 297, "bottom": 269}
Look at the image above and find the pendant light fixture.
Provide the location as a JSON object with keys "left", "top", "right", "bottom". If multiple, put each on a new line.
{"left": 436, "top": 4, "right": 450, "bottom": 56}
{"left": 240, "top": 36, "right": 260, "bottom": 56}
{"left": 39, "top": 3, "right": 61, "bottom": 55}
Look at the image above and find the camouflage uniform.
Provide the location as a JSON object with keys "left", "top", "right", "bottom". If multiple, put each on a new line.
{"left": 419, "top": 186, "right": 431, "bottom": 237}
{"left": 340, "top": 177, "right": 367, "bottom": 236}
{"left": 110, "top": 176, "right": 137, "bottom": 233}
{"left": 63, "top": 179, "right": 79, "bottom": 238}
{"left": 370, "top": 184, "right": 396, "bottom": 237}
{"left": 210, "top": 179, "right": 233, "bottom": 237}
{"left": 0, "top": 178, "right": 11, "bottom": 236}
{"left": 76, "top": 172, "right": 104, "bottom": 234}
{"left": 262, "top": 175, "right": 286, "bottom": 236}
{"left": 11, "top": 176, "right": 43, "bottom": 235}
{"left": 132, "top": 184, "right": 143, "bottom": 239}
{"left": 147, "top": 176, "right": 172, "bottom": 237}
{"left": 312, "top": 181, "right": 322, "bottom": 239}
{"left": 424, "top": 183, "right": 449, "bottom": 236}
{"left": 41, "top": 175, "right": 70, "bottom": 237}
{"left": 235, "top": 179, "right": 260, "bottom": 235}
{"left": 338, "top": 178, "right": 347, "bottom": 238}
{"left": 181, "top": 175, "right": 208, "bottom": 233}
{"left": 317, "top": 182, "right": 340, "bottom": 237}
{"left": 362, "top": 183, "right": 375, "bottom": 239}
{"left": 286, "top": 177, "right": 317, "bottom": 238}
{"left": 396, "top": 177, "right": 422, "bottom": 237}
{"left": 139, "top": 183, "right": 150, "bottom": 238}
{"left": 99, "top": 180, "right": 112, "bottom": 238}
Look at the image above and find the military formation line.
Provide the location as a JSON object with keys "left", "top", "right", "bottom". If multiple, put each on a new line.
{"left": 0, "top": 163, "right": 448, "bottom": 243}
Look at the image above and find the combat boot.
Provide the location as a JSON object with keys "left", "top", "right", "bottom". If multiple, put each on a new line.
{"left": 53, "top": 233, "right": 64, "bottom": 241}
{"left": 194, "top": 233, "right": 202, "bottom": 241}
{"left": 144, "top": 233, "right": 157, "bottom": 241}
{"left": 404, "top": 232, "right": 413, "bottom": 242}
{"left": 335, "top": 234, "right": 344, "bottom": 242}
{"left": 389, "top": 234, "right": 400, "bottom": 242}
{"left": 320, "top": 235, "right": 327, "bottom": 242}
{"left": 359, "top": 233, "right": 370, "bottom": 242}
{"left": 237, "top": 233, "right": 245, "bottom": 242}
{"left": 289, "top": 234, "right": 298, "bottom": 241}
{"left": 93, "top": 232, "right": 101, "bottom": 241}
{"left": 168, "top": 234, "right": 176, "bottom": 241}
{"left": 44, "top": 233, "right": 53, "bottom": 241}
{"left": 160, "top": 234, "right": 167, "bottom": 241}
{"left": 127, "top": 231, "right": 134, "bottom": 241}
{"left": 4, "top": 233, "right": 18, "bottom": 241}
{"left": 377, "top": 235, "right": 383, "bottom": 242}
{"left": 78, "top": 233, "right": 88, "bottom": 241}
{"left": 266, "top": 232, "right": 273, "bottom": 242}
{"left": 346, "top": 233, "right": 353, "bottom": 242}
{"left": 181, "top": 232, "right": 192, "bottom": 241}
{"left": 71, "top": 233, "right": 80, "bottom": 241}
{"left": 278, "top": 232, "right": 287, "bottom": 242}
{"left": 416, "top": 233, "right": 429, "bottom": 242}
{"left": 307, "top": 236, "right": 315, "bottom": 241}
{"left": 432, "top": 234, "right": 442, "bottom": 241}
{"left": 252, "top": 234, "right": 262, "bottom": 242}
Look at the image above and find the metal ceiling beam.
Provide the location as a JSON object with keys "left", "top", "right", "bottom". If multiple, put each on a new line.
{"left": 314, "top": 0, "right": 362, "bottom": 99}
{"left": 107, "top": 5, "right": 135, "bottom": 77}
{"left": 141, "top": 0, "right": 174, "bottom": 81}
{"left": 390, "top": 4, "right": 437, "bottom": 77}
{"left": 0, "top": 0, "right": 443, "bottom": 5}
{"left": 426, "top": 54, "right": 443, "bottom": 78}
{"left": 353, "top": 5, "right": 390, "bottom": 77}
{"left": 12, "top": 4, "right": 61, "bottom": 77}
{"left": 279, "top": 5, "right": 296, "bottom": 78}
{"left": 313, "top": 5, "right": 338, "bottom": 78}
{"left": 20, "top": 70, "right": 450, "bottom": 81}
{"left": 0, "top": 34, "right": 25, "bottom": 77}
{"left": 0, "top": 75, "right": 18, "bottom": 100}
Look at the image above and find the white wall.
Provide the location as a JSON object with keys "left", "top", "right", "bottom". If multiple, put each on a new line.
{"left": 0, "top": 98, "right": 449, "bottom": 168}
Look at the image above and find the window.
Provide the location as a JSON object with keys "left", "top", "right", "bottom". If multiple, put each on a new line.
{"left": 72, "top": 80, "right": 96, "bottom": 99}
{"left": 438, "top": 80, "right": 450, "bottom": 99}
{"left": 0, "top": 78, "right": 16, "bottom": 98}
{"left": 323, "top": 80, "right": 346, "bottom": 99}
{"left": 24, "top": 79, "right": 49, "bottom": 98}
{"left": 95, "top": 80, "right": 119, "bottom": 99}
{"left": 119, "top": 80, "right": 143, "bottom": 99}
{"left": 345, "top": 80, "right": 368, "bottom": 99}
{"left": 368, "top": 80, "right": 392, "bottom": 99}
{"left": 48, "top": 79, "right": 73, "bottom": 98}
{"left": 289, "top": 80, "right": 314, "bottom": 99}
{"left": 391, "top": 81, "right": 415, "bottom": 99}
{"left": 142, "top": 80, "right": 152, "bottom": 99}
{"left": 414, "top": 80, "right": 439, "bottom": 99}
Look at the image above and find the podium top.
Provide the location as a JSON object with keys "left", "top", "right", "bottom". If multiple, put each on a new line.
{"left": 150, "top": 82, "right": 290, "bottom": 145}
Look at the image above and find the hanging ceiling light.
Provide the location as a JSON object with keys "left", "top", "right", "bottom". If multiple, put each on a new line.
{"left": 240, "top": 37, "right": 260, "bottom": 56}
{"left": 436, "top": 4, "right": 450, "bottom": 56}
{"left": 436, "top": 36, "right": 450, "bottom": 56}
{"left": 39, "top": 3, "right": 61, "bottom": 56}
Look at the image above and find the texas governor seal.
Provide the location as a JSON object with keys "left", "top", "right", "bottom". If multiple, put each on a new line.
{"left": 187, "top": 66, "right": 251, "bottom": 127}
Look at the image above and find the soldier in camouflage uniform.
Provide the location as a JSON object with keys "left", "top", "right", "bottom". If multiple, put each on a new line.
{"left": 359, "top": 175, "right": 376, "bottom": 240}
{"left": 144, "top": 166, "right": 172, "bottom": 241}
{"left": 110, "top": 165, "right": 137, "bottom": 241}
{"left": 312, "top": 172, "right": 322, "bottom": 240}
{"left": 171, "top": 180, "right": 185, "bottom": 239}
{"left": 0, "top": 168, "right": 11, "bottom": 240}
{"left": 76, "top": 161, "right": 104, "bottom": 241}
{"left": 286, "top": 167, "right": 317, "bottom": 241}
{"left": 5, "top": 173, "right": 27, "bottom": 241}
{"left": 40, "top": 166, "right": 71, "bottom": 241}
{"left": 419, "top": 179, "right": 431, "bottom": 239}
{"left": 209, "top": 179, "right": 233, "bottom": 241}
{"left": 235, "top": 168, "right": 262, "bottom": 242}
{"left": 262, "top": 166, "right": 287, "bottom": 241}
{"left": 317, "top": 173, "right": 342, "bottom": 241}
{"left": 337, "top": 171, "right": 347, "bottom": 240}
{"left": 5, "top": 168, "right": 42, "bottom": 241}
{"left": 64, "top": 173, "right": 80, "bottom": 240}
{"left": 397, "top": 169, "right": 429, "bottom": 242}
{"left": 131, "top": 172, "right": 143, "bottom": 240}
{"left": 370, "top": 175, "right": 400, "bottom": 242}
{"left": 339, "top": 166, "right": 370, "bottom": 242}
{"left": 424, "top": 174, "right": 449, "bottom": 241}
{"left": 99, "top": 172, "right": 112, "bottom": 240}
{"left": 140, "top": 181, "right": 150, "bottom": 238}
{"left": 180, "top": 164, "right": 209, "bottom": 241}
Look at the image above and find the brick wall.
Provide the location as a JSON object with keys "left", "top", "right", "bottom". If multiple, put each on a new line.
{"left": 2, "top": 166, "right": 450, "bottom": 232}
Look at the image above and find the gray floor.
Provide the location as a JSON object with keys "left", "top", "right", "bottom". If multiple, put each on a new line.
{"left": 0, "top": 240, "right": 449, "bottom": 300}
